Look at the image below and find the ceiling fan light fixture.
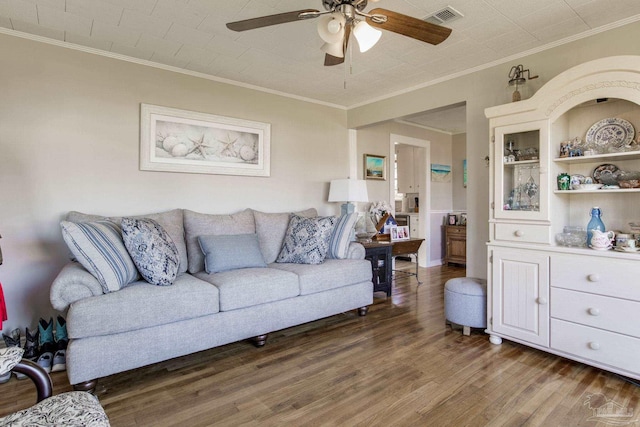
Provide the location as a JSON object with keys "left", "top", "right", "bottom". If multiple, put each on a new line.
{"left": 317, "top": 13, "right": 345, "bottom": 44}
{"left": 353, "top": 21, "right": 382, "bottom": 53}
{"left": 320, "top": 41, "right": 344, "bottom": 58}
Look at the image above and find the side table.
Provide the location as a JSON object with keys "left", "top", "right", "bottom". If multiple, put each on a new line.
{"left": 361, "top": 242, "right": 393, "bottom": 297}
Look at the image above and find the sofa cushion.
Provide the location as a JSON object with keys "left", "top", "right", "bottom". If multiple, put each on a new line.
{"left": 67, "top": 273, "right": 220, "bottom": 339}
{"left": 270, "top": 259, "right": 372, "bottom": 295}
{"left": 195, "top": 268, "right": 299, "bottom": 311}
{"left": 60, "top": 220, "right": 139, "bottom": 293}
{"left": 67, "top": 209, "right": 188, "bottom": 274}
{"left": 253, "top": 208, "right": 317, "bottom": 264}
{"left": 198, "top": 233, "right": 266, "bottom": 273}
{"left": 326, "top": 213, "right": 358, "bottom": 259}
{"left": 276, "top": 215, "right": 336, "bottom": 265}
{"left": 122, "top": 218, "right": 180, "bottom": 286}
{"left": 184, "top": 209, "right": 255, "bottom": 274}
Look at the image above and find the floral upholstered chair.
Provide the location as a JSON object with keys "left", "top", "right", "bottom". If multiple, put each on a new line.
{"left": 0, "top": 346, "right": 110, "bottom": 426}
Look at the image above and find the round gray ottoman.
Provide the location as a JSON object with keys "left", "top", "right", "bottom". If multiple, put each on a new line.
{"left": 444, "top": 277, "right": 487, "bottom": 336}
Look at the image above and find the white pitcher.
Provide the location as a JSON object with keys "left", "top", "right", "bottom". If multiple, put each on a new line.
{"left": 590, "top": 229, "right": 615, "bottom": 249}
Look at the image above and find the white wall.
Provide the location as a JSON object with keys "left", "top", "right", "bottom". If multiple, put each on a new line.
{"left": 0, "top": 34, "right": 348, "bottom": 331}
{"left": 348, "top": 21, "right": 640, "bottom": 279}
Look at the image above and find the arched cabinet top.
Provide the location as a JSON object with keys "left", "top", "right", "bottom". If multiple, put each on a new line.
{"left": 485, "top": 55, "right": 640, "bottom": 123}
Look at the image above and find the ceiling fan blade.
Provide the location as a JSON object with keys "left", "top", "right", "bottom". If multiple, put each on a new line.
{"left": 324, "top": 24, "right": 351, "bottom": 67}
{"left": 366, "top": 8, "right": 452, "bottom": 45}
{"left": 324, "top": 54, "right": 344, "bottom": 66}
{"left": 227, "top": 9, "right": 319, "bottom": 32}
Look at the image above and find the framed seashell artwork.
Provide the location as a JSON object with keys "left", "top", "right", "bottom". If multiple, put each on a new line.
{"left": 140, "top": 104, "right": 270, "bottom": 177}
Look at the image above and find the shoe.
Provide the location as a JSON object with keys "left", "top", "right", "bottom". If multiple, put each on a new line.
{"left": 52, "top": 315, "right": 68, "bottom": 372}
{"left": 2, "top": 328, "right": 25, "bottom": 380}
{"left": 37, "top": 318, "right": 54, "bottom": 374}
{"left": 23, "top": 327, "right": 39, "bottom": 360}
{"left": 2, "top": 328, "right": 20, "bottom": 347}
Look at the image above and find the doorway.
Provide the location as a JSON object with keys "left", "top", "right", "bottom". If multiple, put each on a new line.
{"left": 389, "top": 134, "right": 430, "bottom": 267}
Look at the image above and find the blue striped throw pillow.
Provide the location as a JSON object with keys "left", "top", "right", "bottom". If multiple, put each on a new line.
{"left": 327, "top": 213, "right": 358, "bottom": 259}
{"left": 60, "top": 220, "right": 139, "bottom": 293}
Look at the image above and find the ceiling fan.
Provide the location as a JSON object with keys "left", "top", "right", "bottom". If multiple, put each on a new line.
{"left": 226, "top": 0, "right": 452, "bottom": 66}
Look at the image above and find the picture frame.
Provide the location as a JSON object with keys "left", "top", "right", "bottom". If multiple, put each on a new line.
{"left": 394, "top": 225, "right": 410, "bottom": 241}
{"left": 364, "top": 154, "right": 386, "bottom": 180}
{"left": 140, "top": 103, "right": 271, "bottom": 177}
{"left": 459, "top": 213, "right": 467, "bottom": 226}
{"left": 389, "top": 226, "right": 399, "bottom": 241}
{"left": 447, "top": 213, "right": 457, "bottom": 225}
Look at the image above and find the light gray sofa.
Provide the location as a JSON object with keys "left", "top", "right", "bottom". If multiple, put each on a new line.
{"left": 50, "top": 208, "right": 373, "bottom": 391}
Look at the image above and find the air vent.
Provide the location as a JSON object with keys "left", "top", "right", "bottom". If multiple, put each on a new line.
{"left": 423, "top": 6, "right": 463, "bottom": 25}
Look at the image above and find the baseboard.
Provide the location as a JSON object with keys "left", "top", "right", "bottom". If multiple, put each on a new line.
{"left": 429, "top": 259, "right": 444, "bottom": 267}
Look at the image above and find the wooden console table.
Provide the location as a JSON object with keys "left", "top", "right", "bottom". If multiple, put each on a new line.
{"left": 390, "top": 238, "right": 424, "bottom": 285}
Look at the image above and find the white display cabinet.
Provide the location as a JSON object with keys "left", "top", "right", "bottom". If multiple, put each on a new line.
{"left": 485, "top": 56, "right": 640, "bottom": 380}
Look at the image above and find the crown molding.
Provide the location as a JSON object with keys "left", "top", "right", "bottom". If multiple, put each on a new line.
{"left": 0, "top": 27, "right": 347, "bottom": 111}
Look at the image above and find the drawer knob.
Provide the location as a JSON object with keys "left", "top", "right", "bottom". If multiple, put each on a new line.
{"left": 587, "top": 274, "right": 600, "bottom": 282}
{"left": 537, "top": 297, "right": 548, "bottom": 305}
{"left": 588, "top": 342, "right": 600, "bottom": 350}
{"left": 588, "top": 308, "right": 601, "bottom": 316}
{"left": 514, "top": 230, "right": 524, "bottom": 237}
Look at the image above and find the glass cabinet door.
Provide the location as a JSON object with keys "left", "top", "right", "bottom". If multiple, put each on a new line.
{"left": 494, "top": 120, "right": 549, "bottom": 221}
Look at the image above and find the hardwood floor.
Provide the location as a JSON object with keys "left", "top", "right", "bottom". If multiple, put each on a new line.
{"left": 1, "top": 263, "right": 638, "bottom": 426}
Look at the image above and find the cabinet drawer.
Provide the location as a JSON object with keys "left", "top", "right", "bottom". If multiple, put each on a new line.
{"left": 494, "top": 223, "right": 550, "bottom": 244}
{"left": 551, "top": 319, "right": 640, "bottom": 375}
{"left": 550, "top": 253, "right": 640, "bottom": 301}
{"left": 551, "top": 288, "right": 640, "bottom": 338}
{"left": 447, "top": 226, "right": 466, "bottom": 235}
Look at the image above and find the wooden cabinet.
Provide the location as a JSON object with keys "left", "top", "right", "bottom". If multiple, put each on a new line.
{"left": 362, "top": 242, "right": 392, "bottom": 297}
{"left": 485, "top": 56, "right": 640, "bottom": 380}
{"left": 444, "top": 225, "right": 466, "bottom": 266}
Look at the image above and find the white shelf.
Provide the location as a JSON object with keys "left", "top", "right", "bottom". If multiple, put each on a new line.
{"left": 504, "top": 159, "right": 539, "bottom": 167}
{"left": 553, "top": 150, "right": 640, "bottom": 164}
{"left": 554, "top": 188, "right": 640, "bottom": 194}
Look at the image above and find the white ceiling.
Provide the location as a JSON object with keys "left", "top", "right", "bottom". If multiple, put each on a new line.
{"left": 1, "top": 0, "right": 640, "bottom": 112}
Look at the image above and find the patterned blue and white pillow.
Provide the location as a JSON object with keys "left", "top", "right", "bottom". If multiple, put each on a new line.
{"left": 60, "top": 220, "right": 139, "bottom": 293}
{"left": 326, "top": 212, "right": 358, "bottom": 259}
{"left": 276, "top": 215, "right": 337, "bottom": 265}
{"left": 121, "top": 218, "right": 180, "bottom": 286}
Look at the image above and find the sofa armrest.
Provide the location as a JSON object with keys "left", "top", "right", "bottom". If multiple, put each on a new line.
{"left": 346, "top": 242, "right": 365, "bottom": 260}
{"left": 50, "top": 262, "right": 104, "bottom": 311}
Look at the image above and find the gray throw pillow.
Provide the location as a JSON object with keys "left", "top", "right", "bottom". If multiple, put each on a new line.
{"left": 276, "top": 215, "right": 337, "bottom": 265}
{"left": 121, "top": 218, "right": 180, "bottom": 286}
{"left": 198, "top": 233, "right": 266, "bottom": 273}
{"left": 60, "top": 220, "right": 139, "bottom": 293}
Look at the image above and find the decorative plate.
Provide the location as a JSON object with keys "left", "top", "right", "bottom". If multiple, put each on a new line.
{"left": 592, "top": 163, "right": 619, "bottom": 185}
{"left": 585, "top": 118, "right": 635, "bottom": 148}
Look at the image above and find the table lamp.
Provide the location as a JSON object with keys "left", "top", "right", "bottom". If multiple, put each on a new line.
{"left": 328, "top": 179, "right": 369, "bottom": 216}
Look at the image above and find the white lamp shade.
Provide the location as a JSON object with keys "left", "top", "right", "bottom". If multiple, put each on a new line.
{"left": 317, "top": 13, "right": 345, "bottom": 44}
{"left": 353, "top": 21, "right": 382, "bottom": 53}
{"left": 320, "top": 41, "right": 344, "bottom": 58}
{"left": 328, "top": 179, "right": 369, "bottom": 203}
